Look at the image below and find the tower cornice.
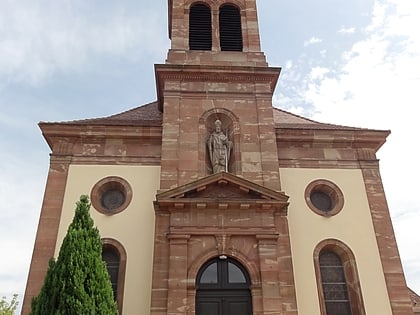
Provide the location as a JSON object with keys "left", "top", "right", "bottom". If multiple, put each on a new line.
{"left": 155, "top": 64, "right": 281, "bottom": 111}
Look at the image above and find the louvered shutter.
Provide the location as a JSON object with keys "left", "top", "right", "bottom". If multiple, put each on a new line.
{"left": 189, "top": 4, "right": 212, "bottom": 50}
{"left": 219, "top": 5, "right": 243, "bottom": 51}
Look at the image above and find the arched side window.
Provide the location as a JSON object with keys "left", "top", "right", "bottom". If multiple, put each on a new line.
{"left": 219, "top": 4, "right": 243, "bottom": 51}
{"left": 196, "top": 257, "right": 252, "bottom": 314}
{"left": 314, "top": 240, "right": 365, "bottom": 315}
{"left": 103, "top": 247, "right": 119, "bottom": 298}
{"left": 102, "top": 238, "right": 127, "bottom": 315}
{"left": 189, "top": 3, "right": 212, "bottom": 50}
{"left": 319, "top": 251, "right": 352, "bottom": 314}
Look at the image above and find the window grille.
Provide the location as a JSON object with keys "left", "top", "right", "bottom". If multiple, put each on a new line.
{"left": 320, "top": 251, "right": 352, "bottom": 315}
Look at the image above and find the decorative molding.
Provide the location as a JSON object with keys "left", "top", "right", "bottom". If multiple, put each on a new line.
{"left": 155, "top": 64, "right": 281, "bottom": 111}
{"left": 91, "top": 176, "right": 133, "bottom": 216}
{"left": 304, "top": 179, "right": 344, "bottom": 217}
{"left": 155, "top": 171, "right": 289, "bottom": 214}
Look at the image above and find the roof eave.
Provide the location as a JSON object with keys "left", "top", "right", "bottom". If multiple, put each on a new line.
{"left": 39, "top": 122, "right": 163, "bottom": 152}
{"left": 276, "top": 126, "right": 390, "bottom": 152}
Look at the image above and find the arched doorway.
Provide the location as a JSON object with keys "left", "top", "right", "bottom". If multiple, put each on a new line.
{"left": 196, "top": 257, "right": 252, "bottom": 315}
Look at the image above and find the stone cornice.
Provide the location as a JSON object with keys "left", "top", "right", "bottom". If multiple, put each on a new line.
{"left": 39, "top": 122, "right": 162, "bottom": 153}
{"left": 276, "top": 127, "right": 390, "bottom": 152}
{"left": 39, "top": 123, "right": 162, "bottom": 165}
{"left": 155, "top": 64, "right": 281, "bottom": 111}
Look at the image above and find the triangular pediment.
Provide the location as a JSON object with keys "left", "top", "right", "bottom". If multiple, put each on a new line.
{"left": 155, "top": 172, "right": 289, "bottom": 214}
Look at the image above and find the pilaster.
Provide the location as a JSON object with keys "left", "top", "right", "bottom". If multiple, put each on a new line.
{"left": 21, "top": 155, "right": 71, "bottom": 315}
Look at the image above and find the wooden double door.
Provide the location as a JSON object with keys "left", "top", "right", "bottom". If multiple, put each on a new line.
{"left": 196, "top": 257, "right": 252, "bottom": 315}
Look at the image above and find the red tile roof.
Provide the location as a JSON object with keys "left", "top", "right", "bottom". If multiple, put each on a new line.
{"left": 272, "top": 107, "right": 378, "bottom": 131}
{"left": 41, "top": 101, "right": 386, "bottom": 133}
{"left": 46, "top": 101, "right": 162, "bottom": 126}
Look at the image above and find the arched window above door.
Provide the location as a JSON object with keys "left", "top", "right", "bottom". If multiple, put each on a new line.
{"left": 196, "top": 257, "right": 252, "bottom": 315}
{"left": 198, "top": 258, "right": 249, "bottom": 286}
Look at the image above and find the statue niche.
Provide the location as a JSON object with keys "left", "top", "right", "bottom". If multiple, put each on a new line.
{"left": 207, "top": 119, "right": 232, "bottom": 173}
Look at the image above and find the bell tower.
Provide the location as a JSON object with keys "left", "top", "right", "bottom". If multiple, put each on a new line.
{"left": 157, "top": 0, "right": 282, "bottom": 191}
{"left": 166, "top": 0, "right": 267, "bottom": 65}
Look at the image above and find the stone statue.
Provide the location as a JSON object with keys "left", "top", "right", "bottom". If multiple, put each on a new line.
{"left": 207, "top": 120, "right": 232, "bottom": 173}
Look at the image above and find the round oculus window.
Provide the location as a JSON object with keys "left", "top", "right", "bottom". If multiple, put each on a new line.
{"left": 101, "top": 189, "right": 126, "bottom": 211}
{"left": 91, "top": 176, "right": 132, "bottom": 215}
{"left": 310, "top": 190, "right": 333, "bottom": 212}
{"left": 305, "top": 179, "right": 344, "bottom": 217}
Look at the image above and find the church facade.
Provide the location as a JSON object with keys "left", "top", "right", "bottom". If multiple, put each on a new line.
{"left": 23, "top": 1, "right": 416, "bottom": 314}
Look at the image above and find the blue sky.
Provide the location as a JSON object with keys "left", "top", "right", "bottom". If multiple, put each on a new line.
{"left": 1, "top": 0, "right": 420, "bottom": 311}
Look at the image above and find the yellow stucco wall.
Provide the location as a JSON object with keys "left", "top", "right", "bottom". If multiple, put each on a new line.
{"left": 53, "top": 165, "right": 393, "bottom": 314}
{"left": 280, "top": 168, "right": 393, "bottom": 315}
{"left": 54, "top": 165, "right": 160, "bottom": 315}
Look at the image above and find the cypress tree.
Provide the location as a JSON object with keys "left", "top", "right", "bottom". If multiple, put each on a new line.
{"left": 30, "top": 195, "right": 118, "bottom": 315}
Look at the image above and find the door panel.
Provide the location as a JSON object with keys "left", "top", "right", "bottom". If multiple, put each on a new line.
{"left": 197, "top": 298, "right": 222, "bottom": 315}
{"left": 225, "top": 297, "right": 251, "bottom": 315}
{"left": 197, "top": 293, "right": 251, "bottom": 315}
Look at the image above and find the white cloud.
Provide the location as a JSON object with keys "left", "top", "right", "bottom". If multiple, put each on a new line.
{"left": 338, "top": 27, "right": 356, "bottom": 34}
{"left": 308, "top": 1, "right": 419, "bottom": 129}
{"left": 319, "top": 49, "right": 327, "bottom": 58}
{"left": 284, "top": 60, "right": 294, "bottom": 70}
{"left": 366, "top": 1, "right": 390, "bottom": 31}
{"left": 304, "top": 37, "right": 323, "bottom": 47}
{"left": 308, "top": 66, "right": 330, "bottom": 80}
{"left": 0, "top": 1, "right": 168, "bottom": 85}
{"left": 305, "top": 0, "right": 420, "bottom": 189}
